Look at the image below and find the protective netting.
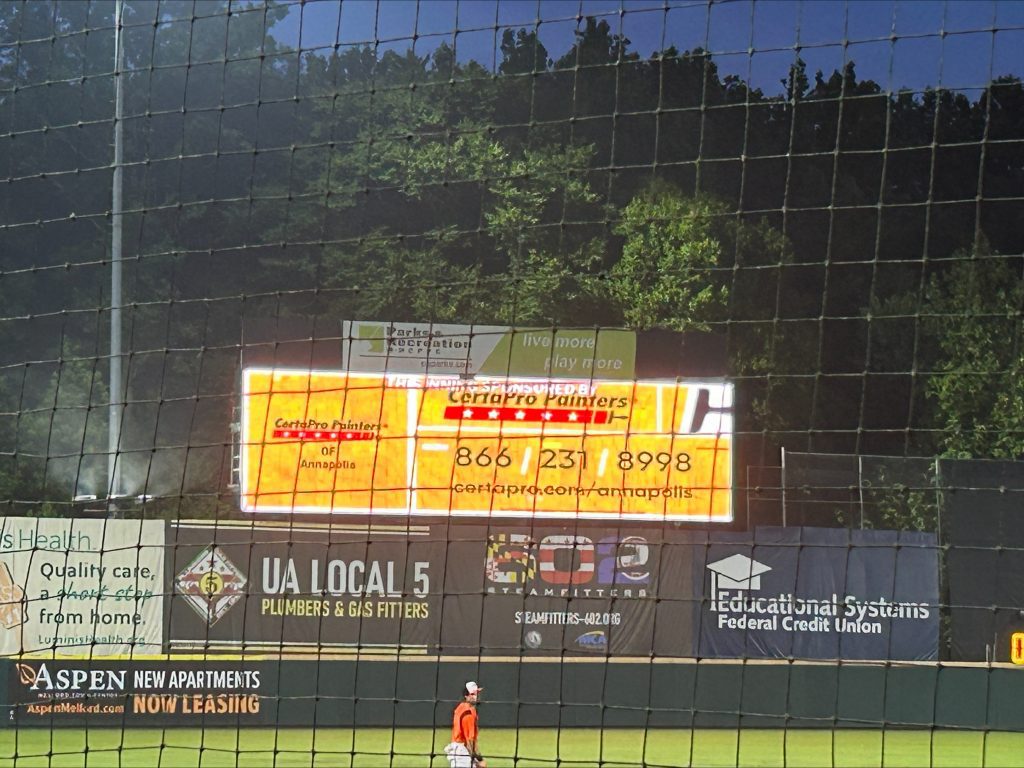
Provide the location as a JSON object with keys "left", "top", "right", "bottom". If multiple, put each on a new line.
{"left": 1, "top": 0, "right": 1023, "bottom": 765}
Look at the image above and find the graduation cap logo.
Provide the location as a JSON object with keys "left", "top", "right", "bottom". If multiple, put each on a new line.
{"left": 706, "top": 554, "right": 771, "bottom": 601}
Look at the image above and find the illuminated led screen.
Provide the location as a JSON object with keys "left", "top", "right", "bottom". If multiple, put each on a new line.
{"left": 240, "top": 369, "right": 733, "bottom": 521}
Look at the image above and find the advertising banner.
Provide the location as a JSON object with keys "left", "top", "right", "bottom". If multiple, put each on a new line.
{"left": 341, "top": 322, "right": 636, "bottom": 378}
{"left": 168, "top": 521, "right": 695, "bottom": 658}
{"left": 696, "top": 527, "right": 939, "bottom": 661}
{"left": 168, "top": 521, "right": 445, "bottom": 652}
{"left": 450, "top": 525, "right": 697, "bottom": 657}
{"left": 0, "top": 518, "right": 163, "bottom": 656}
{"left": 240, "top": 369, "right": 733, "bottom": 521}
{"left": 9, "top": 659, "right": 270, "bottom": 725}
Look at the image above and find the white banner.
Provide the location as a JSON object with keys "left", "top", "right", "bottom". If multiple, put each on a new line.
{"left": 0, "top": 518, "right": 164, "bottom": 656}
{"left": 341, "top": 321, "right": 636, "bottom": 378}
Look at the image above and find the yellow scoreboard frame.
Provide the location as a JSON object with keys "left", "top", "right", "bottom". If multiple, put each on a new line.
{"left": 240, "top": 368, "right": 733, "bottom": 522}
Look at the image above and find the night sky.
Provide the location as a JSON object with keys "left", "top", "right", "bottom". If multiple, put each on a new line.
{"left": 266, "top": 0, "right": 1024, "bottom": 95}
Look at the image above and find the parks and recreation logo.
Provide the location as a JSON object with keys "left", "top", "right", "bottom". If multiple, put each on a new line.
{"left": 485, "top": 533, "right": 650, "bottom": 598}
{"left": 706, "top": 554, "right": 931, "bottom": 635}
{"left": 175, "top": 546, "right": 247, "bottom": 626}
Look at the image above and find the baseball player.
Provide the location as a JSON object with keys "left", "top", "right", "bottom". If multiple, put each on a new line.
{"left": 444, "top": 681, "right": 486, "bottom": 768}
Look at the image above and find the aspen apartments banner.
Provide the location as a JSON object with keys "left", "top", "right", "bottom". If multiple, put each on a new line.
{"left": 8, "top": 659, "right": 269, "bottom": 725}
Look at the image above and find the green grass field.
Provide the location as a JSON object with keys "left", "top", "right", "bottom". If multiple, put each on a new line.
{"left": 0, "top": 729, "right": 1023, "bottom": 768}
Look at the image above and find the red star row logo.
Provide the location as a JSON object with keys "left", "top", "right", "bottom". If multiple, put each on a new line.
{"left": 271, "top": 429, "right": 374, "bottom": 441}
{"left": 443, "top": 406, "right": 610, "bottom": 424}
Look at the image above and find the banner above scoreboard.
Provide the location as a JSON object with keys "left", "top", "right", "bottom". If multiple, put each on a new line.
{"left": 341, "top": 321, "right": 637, "bottom": 379}
{"left": 240, "top": 369, "right": 733, "bottom": 521}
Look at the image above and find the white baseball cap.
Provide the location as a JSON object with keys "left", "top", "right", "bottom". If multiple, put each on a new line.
{"left": 464, "top": 681, "right": 483, "bottom": 695}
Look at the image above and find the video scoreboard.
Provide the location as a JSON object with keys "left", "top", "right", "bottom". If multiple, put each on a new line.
{"left": 240, "top": 369, "right": 732, "bottom": 521}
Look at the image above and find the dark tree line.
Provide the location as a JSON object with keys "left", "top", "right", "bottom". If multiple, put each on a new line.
{"left": 0, "top": 2, "right": 1021, "bottom": 519}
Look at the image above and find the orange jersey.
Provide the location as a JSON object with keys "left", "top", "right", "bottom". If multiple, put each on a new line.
{"left": 451, "top": 701, "right": 478, "bottom": 744}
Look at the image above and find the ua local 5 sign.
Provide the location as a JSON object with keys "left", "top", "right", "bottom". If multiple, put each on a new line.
{"left": 240, "top": 369, "right": 732, "bottom": 521}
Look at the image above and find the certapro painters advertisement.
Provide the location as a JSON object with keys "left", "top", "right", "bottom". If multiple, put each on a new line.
{"left": 0, "top": 518, "right": 163, "bottom": 656}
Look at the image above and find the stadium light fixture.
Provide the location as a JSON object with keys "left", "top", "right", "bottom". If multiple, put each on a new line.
{"left": 108, "top": 0, "right": 125, "bottom": 514}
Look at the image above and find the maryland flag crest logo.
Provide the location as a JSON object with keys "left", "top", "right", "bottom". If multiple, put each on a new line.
{"left": 485, "top": 534, "right": 536, "bottom": 585}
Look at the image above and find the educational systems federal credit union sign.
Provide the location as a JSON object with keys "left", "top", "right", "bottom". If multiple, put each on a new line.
{"left": 239, "top": 369, "right": 733, "bottom": 521}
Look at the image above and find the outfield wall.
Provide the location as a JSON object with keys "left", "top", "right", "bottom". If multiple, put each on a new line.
{"left": 4, "top": 658, "right": 1023, "bottom": 731}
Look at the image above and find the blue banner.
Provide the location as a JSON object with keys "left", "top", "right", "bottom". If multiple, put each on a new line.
{"left": 696, "top": 527, "right": 939, "bottom": 661}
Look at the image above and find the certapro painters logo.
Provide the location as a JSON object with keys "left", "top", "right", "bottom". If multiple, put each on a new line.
{"left": 706, "top": 553, "right": 931, "bottom": 634}
{"left": 175, "top": 546, "right": 247, "bottom": 626}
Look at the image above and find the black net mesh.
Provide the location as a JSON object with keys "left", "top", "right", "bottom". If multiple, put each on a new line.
{"left": 0, "top": 0, "right": 1023, "bottom": 765}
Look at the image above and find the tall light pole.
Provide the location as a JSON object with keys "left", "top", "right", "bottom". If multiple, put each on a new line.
{"left": 108, "top": 0, "right": 125, "bottom": 509}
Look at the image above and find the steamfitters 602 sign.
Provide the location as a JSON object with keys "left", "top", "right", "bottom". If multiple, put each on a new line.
{"left": 240, "top": 369, "right": 733, "bottom": 521}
